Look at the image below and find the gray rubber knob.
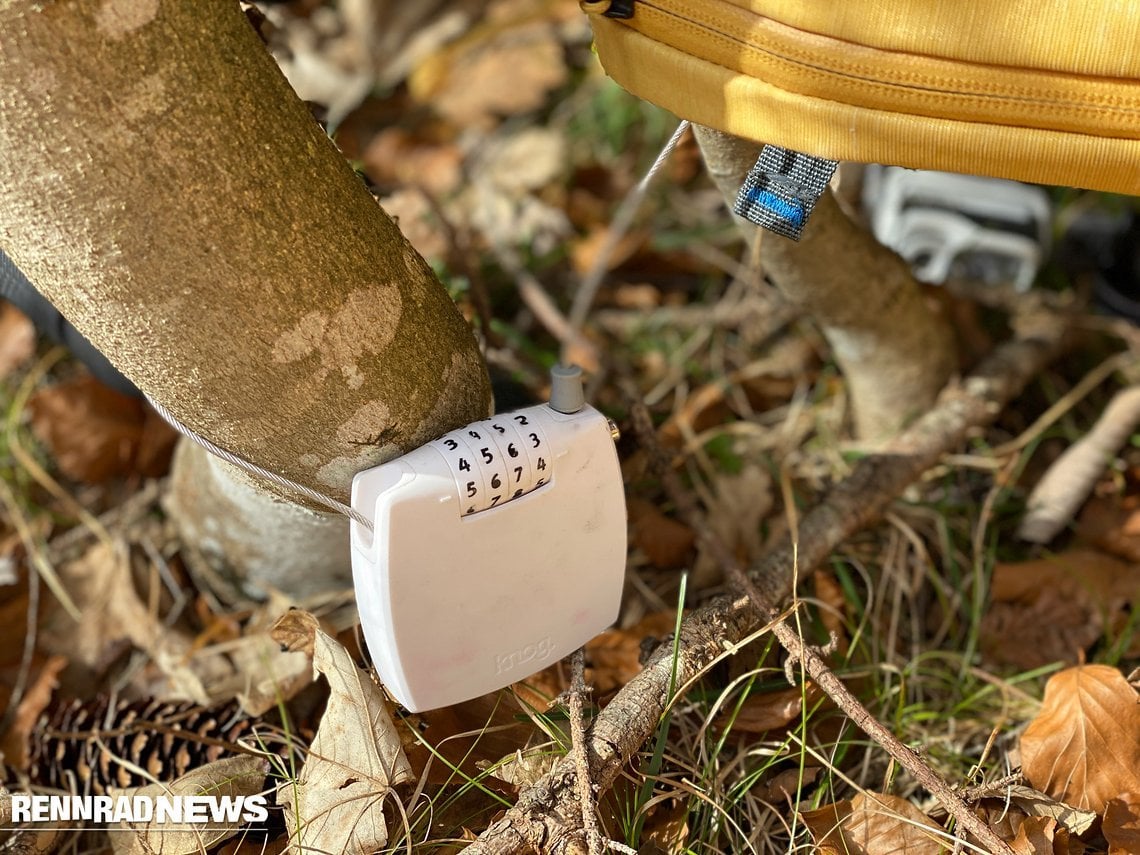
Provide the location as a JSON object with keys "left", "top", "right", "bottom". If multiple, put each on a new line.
{"left": 549, "top": 364, "right": 585, "bottom": 414}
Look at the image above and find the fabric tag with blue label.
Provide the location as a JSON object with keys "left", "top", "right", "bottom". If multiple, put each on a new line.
{"left": 733, "top": 145, "right": 839, "bottom": 241}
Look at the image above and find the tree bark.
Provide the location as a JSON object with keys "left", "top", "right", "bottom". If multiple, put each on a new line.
{"left": 0, "top": 1, "right": 491, "bottom": 590}
{"left": 694, "top": 126, "right": 957, "bottom": 440}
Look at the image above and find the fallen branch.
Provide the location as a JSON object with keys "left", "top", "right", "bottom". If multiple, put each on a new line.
{"left": 643, "top": 389, "right": 1033, "bottom": 850}
{"left": 460, "top": 308, "right": 1068, "bottom": 854}
{"left": 628, "top": 397, "right": 1013, "bottom": 854}
{"left": 1019, "top": 380, "right": 1140, "bottom": 543}
{"left": 566, "top": 649, "right": 604, "bottom": 855}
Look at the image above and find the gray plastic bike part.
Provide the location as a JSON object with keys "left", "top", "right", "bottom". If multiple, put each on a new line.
{"left": 549, "top": 364, "right": 585, "bottom": 414}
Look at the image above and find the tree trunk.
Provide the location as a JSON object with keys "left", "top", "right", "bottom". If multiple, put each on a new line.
{"left": 0, "top": 0, "right": 491, "bottom": 592}
{"left": 694, "top": 126, "right": 957, "bottom": 440}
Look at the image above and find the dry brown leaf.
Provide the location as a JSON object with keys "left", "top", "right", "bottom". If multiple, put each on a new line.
{"left": 0, "top": 828, "right": 64, "bottom": 854}
{"left": 585, "top": 611, "right": 677, "bottom": 694}
{"left": 1078, "top": 494, "right": 1140, "bottom": 564}
{"left": 214, "top": 836, "right": 288, "bottom": 855}
{"left": 719, "top": 682, "right": 824, "bottom": 735}
{"left": 378, "top": 188, "right": 451, "bottom": 265}
{"left": 1020, "top": 664, "right": 1140, "bottom": 814}
{"left": 976, "top": 802, "right": 1034, "bottom": 849}
{"left": 409, "top": 16, "right": 567, "bottom": 128}
{"left": 989, "top": 786, "right": 1098, "bottom": 837}
{"left": 27, "top": 375, "right": 177, "bottom": 483}
{"left": 476, "top": 126, "right": 566, "bottom": 195}
{"left": 366, "top": 129, "right": 463, "bottom": 198}
{"left": 1104, "top": 794, "right": 1140, "bottom": 854}
{"left": 0, "top": 542, "right": 36, "bottom": 708}
{"left": 755, "top": 767, "right": 820, "bottom": 806}
{"left": 813, "top": 570, "right": 851, "bottom": 656}
{"left": 981, "top": 550, "right": 1140, "bottom": 669}
{"left": 268, "top": 609, "right": 317, "bottom": 658}
{"left": 225, "top": 597, "right": 315, "bottom": 716}
{"left": 570, "top": 227, "right": 648, "bottom": 277}
{"left": 0, "top": 788, "right": 68, "bottom": 852}
{"left": 658, "top": 339, "right": 815, "bottom": 452}
{"left": 0, "top": 785, "right": 63, "bottom": 855}
{"left": 1009, "top": 816, "right": 1065, "bottom": 855}
{"left": 0, "top": 654, "right": 65, "bottom": 770}
{"left": 511, "top": 662, "right": 566, "bottom": 711}
{"left": 491, "top": 744, "right": 560, "bottom": 790}
{"left": 972, "top": 802, "right": 1086, "bottom": 855}
{"left": 220, "top": 631, "right": 313, "bottom": 718}
{"left": 42, "top": 540, "right": 207, "bottom": 701}
{"left": 658, "top": 392, "right": 735, "bottom": 449}
{"left": 611, "top": 283, "right": 663, "bottom": 310}
{"left": 628, "top": 498, "right": 696, "bottom": 570}
{"left": 640, "top": 799, "right": 689, "bottom": 854}
{"left": 345, "top": 0, "right": 495, "bottom": 91}
{"left": 271, "top": 610, "right": 412, "bottom": 853}
{"left": 109, "top": 755, "right": 269, "bottom": 855}
{"left": 691, "top": 460, "right": 772, "bottom": 588}
{"left": 0, "top": 303, "right": 35, "bottom": 379}
{"left": 404, "top": 692, "right": 533, "bottom": 789}
{"left": 800, "top": 792, "right": 948, "bottom": 854}
{"left": 460, "top": 127, "right": 570, "bottom": 253}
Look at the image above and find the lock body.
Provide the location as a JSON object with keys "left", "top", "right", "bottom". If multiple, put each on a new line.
{"left": 350, "top": 401, "right": 626, "bottom": 712}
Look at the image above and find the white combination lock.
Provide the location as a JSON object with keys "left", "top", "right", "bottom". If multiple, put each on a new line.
{"left": 350, "top": 365, "right": 627, "bottom": 712}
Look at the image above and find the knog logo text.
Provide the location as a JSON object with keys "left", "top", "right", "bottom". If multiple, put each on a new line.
{"left": 495, "top": 637, "right": 555, "bottom": 674}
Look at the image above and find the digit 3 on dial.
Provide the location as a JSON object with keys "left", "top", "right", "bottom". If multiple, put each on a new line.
{"left": 478, "top": 413, "right": 549, "bottom": 498}
{"left": 348, "top": 363, "right": 626, "bottom": 712}
{"left": 430, "top": 411, "right": 550, "bottom": 515}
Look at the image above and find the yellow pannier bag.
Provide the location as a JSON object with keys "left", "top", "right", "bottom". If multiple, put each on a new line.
{"left": 581, "top": 0, "right": 1140, "bottom": 194}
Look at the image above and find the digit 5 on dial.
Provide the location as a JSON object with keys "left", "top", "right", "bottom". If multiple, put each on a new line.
{"left": 349, "top": 366, "right": 627, "bottom": 712}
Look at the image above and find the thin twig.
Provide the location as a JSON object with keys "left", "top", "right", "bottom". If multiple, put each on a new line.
{"left": 566, "top": 648, "right": 603, "bottom": 855}
{"left": 491, "top": 241, "right": 600, "bottom": 371}
{"left": 566, "top": 121, "right": 690, "bottom": 343}
{"left": 990, "top": 349, "right": 1131, "bottom": 458}
{"left": 45, "top": 479, "right": 164, "bottom": 565}
{"left": 625, "top": 393, "right": 1012, "bottom": 855}
{"left": 954, "top": 772, "right": 1025, "bottom": 805}
{"left": 460, "top": 310, "right": 1066, "bottom": 855}
{"left": 0, "top": 476, "right": 79, "bottom": 622}
{"left": 593, "top": 293, "right": 794, "bottom": 340}
{"left": 6, "top": 347, "right": 115, "bottom": 553}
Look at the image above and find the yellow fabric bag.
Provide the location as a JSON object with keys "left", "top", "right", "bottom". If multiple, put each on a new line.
{"left": 581, "top": 0, "right": 1140, "bottom": 194}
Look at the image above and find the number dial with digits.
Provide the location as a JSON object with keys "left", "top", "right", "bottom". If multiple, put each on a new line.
{"left": 430, "top": 413, "right": 551, "bottom": 515}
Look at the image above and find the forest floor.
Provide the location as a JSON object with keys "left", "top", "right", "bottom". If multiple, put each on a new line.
{"left": 2, "top": 1, "right": 1140, "bottom": 853}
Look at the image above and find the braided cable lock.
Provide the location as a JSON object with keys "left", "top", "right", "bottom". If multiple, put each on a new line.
{"left": 146, "top": 396, "right": 374, "bottom": 531}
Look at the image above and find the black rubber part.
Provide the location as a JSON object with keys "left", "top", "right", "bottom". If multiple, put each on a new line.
{"left": 0, "top": 250, "right": 141, "bottom": 396}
